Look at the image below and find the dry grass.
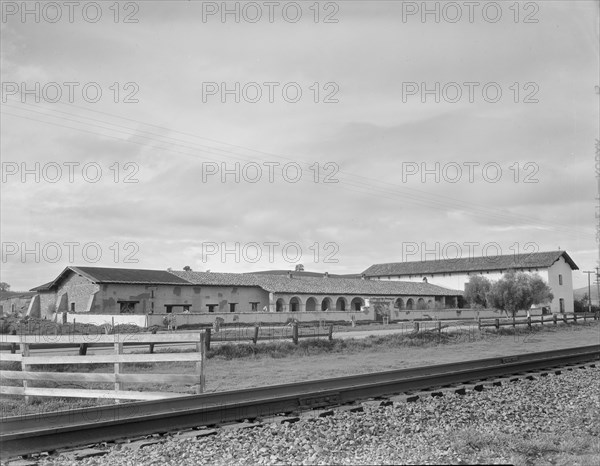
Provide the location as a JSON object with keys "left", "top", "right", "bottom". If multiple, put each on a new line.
{"left": 451, "top": 429, "right": 600, "bottom": 465}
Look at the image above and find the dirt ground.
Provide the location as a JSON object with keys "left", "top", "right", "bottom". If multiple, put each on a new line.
{"left": 203, "top": 322, "right": 600, "bottom": 393}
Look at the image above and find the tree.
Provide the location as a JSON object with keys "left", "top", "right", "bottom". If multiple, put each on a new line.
{"left": 0, "top": 282, "right": 10, "bottom": 292}
{"left": 464, "top": 275, "right": 491, "bottom": 309}
{"left": 574, "top": 297, "right": 587, "bottom": 313}
{"left": 529, "top": 274, "right": 554, "bottom": 306}
{"left": 183, "top": 266, "right": 192, "bottom": 272}
{"left": 574, "top": 296, "right": 600, "bottom": 314}
{"left": 486, "top": 270, "right": 553, "bottom": 318}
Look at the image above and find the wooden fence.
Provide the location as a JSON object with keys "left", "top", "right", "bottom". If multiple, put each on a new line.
{"left": 0, "top": 332, "right": 205, "bottom": 402}
{"left": 204, "top": 322, "right": 334, "bottom": 349}
{"left": 478, "top": 312, "right": 599, "bottom": 330}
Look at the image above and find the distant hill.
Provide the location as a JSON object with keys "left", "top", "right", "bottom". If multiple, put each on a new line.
{"left": 574, "top": 285, "right": 599, "bottom": 301}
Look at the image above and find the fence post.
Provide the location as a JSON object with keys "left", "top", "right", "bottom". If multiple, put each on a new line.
{"left": 540, "top": 314, "right": 544, "bottom": 325}
{"left": 495, "top": 318, "right": 499, "bottom": 330}
{"left": 553, "top": 314, "right": 557, "bottom": 325}
{"left": 562, "top": 313, "right": 568, "bottom": 324}
{"left": 20, "top": 340, "right": 30, "bottom": 404}
{"left": 477, "top": 318, "right": 481, "bottom": 330}
{"left": 584, "top": 312, "right": 587, "bottom": 323}
{"left": 413, "top": 322, "right": 420, "bottom": 333}
{"left": 149, "top": 327, "right": 157, "bottom": 353}
{"left": 114, "top": 340, "right": 123, "bottom": 401}
{"left": 328, "top": 324, "right": 333, "bottom": 341}
{"left": 527, "top": 316, "right": 531, "bottom": 329}
{"left": 253, "top": 325, "right": 259, "bottom": 345}
{"left": 79, "top": 343, "right": 88, "bottom": 355}
{"left": 292, "top": 323, "right": 299, "bottom": 345}
{"left": 196, "top": 332, "right": 206, "bottom": 394}
{"left": 10, "top": 329, "right": 17, "bottom": 354}
{"left": 573, "top": 313, "right": 578, "bottom": 324}
{"left": 205, "top": 327, "right": 211, "bottom": 351}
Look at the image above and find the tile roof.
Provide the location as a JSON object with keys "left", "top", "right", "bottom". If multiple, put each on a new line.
{"left": 362, "top": 250, "right": 578, "bottom": 277}
{"left": 247, "top": 270, "right": 362, "bottom": 279}
{"left": 73, "top": 267, "right": 191, "bottom": 285}
{"left": 29, "top": 281, "right": 56, "bottom": 292}
{"left": 31, "top": 267, "right": 462, "bottom": 297}
{"left": 30, "top": 266, "right": 190, "bottom": 291}
{"left": 172, "top": 270, "right": 462, "bottom": 296}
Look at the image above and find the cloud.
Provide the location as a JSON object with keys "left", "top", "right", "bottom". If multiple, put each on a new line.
{"left": 1, "top": 1, "right": 598, "bottom": 290}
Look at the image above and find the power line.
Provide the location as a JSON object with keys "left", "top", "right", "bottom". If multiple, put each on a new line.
{"left": 1, "top": 97, "right": 595, "bottom": 239}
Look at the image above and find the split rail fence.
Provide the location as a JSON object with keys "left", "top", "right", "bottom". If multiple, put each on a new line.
{"left": 478, "top": 312, "right": 598, "bottom": 330}
{"left": 0, "top": 332, "right": 206, "bottom": 402}
{"left": 204, "top": 322, "right": 334, "bottom": 349}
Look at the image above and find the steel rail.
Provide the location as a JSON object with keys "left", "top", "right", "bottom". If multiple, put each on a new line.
{"left": 1, "top": 345, "right": 598, "bottom": 459}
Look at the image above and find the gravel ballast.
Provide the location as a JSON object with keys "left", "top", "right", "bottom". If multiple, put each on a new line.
{"left": 27, "top": 365, "right": 600, "bottom": 465}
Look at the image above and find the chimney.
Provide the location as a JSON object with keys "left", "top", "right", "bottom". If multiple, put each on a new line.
{"left": 324, "top": 272, "right": 329, "bottom": 278}
{"left": 361, "top": 273, "right": 366, "bottom": 280}
{"left": 287, "top": 271, "right": 293, "bottom": 279}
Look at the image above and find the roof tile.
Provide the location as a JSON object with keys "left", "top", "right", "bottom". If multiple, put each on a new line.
{"left": 362, "top": 251, "right": 578, "bottom": 277}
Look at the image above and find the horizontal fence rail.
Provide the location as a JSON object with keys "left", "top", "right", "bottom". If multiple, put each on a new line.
{"left": 0, "top": 332, "right": 206, "bottom": 402}
{"left": 478, "top": 312, "right": 598, "bottom": 329}
{"left": 203, "top": 323, "right": 334, "bottom": 349}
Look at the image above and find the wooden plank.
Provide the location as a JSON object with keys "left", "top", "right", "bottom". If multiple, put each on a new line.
{"left": 22, "top": 352, "right": 203, "bottom": 365}
{"left": 196, "top": 333, "right": 205, "bottom": 394}
{"left": 0, "top": 386, "right": 188, "bottom": 400}
{"left": 114, "top": 342, "right": 123, "bottom": 396}
{"left": 0, "top": 370, "right": 200, "bottom": 384}
{"left": 20, "top": 342, "right": 29, "bottom": 405}
{"left": 0, "top": 353, "right": 22, "bottom": 362}
{"left": 1, "top": 370, "right": 114, "bottom": 383}
{"left": 0, "top": 332, "right": 205, "bottom": 345}
{"left": 115, "top": 373, "right": 200, "bottom": 384}
{"left": 0, "top": 385, "right": 25, "bottom": 395}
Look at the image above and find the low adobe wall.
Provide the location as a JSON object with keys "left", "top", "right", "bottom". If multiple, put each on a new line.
{"left": 53, "top": 309, "right": 374, "bottom": 328}
{"left": 53, "top": 307, "right": 537, "bottom": 327}
{"left": 391, "top": 307, "right": 545, "bottom": 321}
{"left": 57, "top": 313, "right": 149, "bottom": 328}
{"left": 147, "top": 309, "right": 375, "bottom": 327}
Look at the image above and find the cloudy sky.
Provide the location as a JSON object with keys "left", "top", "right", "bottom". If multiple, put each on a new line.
{"left": 1, "top": 0, "right": 599, "bottom": 290}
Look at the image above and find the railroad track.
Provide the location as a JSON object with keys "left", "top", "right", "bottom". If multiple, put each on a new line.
{"left": 1, "top": 344, "right": 598, "bottom": 460}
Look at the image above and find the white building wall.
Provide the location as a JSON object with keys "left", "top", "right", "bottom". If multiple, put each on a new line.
{"left": 374, "top": 269, "right": 547, "bottom": 292}
{"left": 547, "top": 257, "right": 574, "bottom": 314}
{"left": 371, "top": 266, "right": 571, "bottom": 311}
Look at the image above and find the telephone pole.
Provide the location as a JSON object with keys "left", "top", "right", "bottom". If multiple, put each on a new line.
{"left": 583, "top": 271, "right": 595, "bottom": 312}
{"left": 596, "top": 267, "right": 600, "bottom": 308}
{"left": 595, "top": 82, "right": 599, "bottom": 306}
